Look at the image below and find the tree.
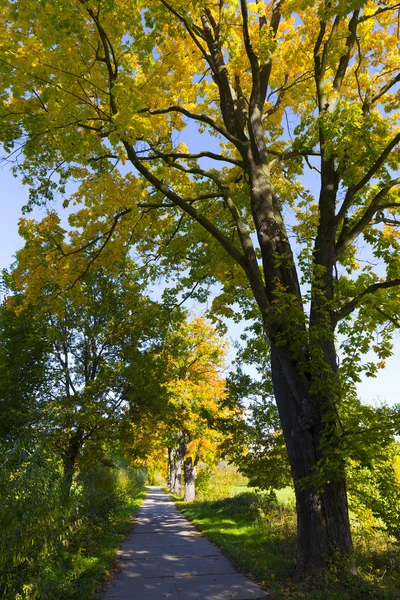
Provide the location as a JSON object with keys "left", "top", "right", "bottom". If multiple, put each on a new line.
{"left": 1, "top": 0, "right": 400, "bottom": 576}
{"left": 8, "top": 250, "right": 156, "bottom": 499}
{"left": 163, "top": 317, "right": 228, "bottom": 501}
{"left": 0, "top": 294, "right": 50, "bottom": 440}
{"left": 126, "top": 315, "right": 228, "bottom": 501}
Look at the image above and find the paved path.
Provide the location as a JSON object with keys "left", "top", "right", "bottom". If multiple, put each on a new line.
{"left": 103, "top": 486, "right": 269, "bottom": 600}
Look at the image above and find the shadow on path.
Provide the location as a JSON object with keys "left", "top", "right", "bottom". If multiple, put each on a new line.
{"left": 102, "top": 486, "right": 270, "bottom": 600}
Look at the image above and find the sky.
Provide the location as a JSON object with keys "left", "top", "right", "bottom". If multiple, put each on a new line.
{"left": 1, "top": 161, "right": 399, "bottom": 407}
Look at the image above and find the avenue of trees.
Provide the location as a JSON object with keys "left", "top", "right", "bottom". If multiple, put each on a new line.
{"left": 0, "top": 255, "right": 231, "bottom": 597}
{"left": 1, "top": 0, "right": 400, "bottom": 583}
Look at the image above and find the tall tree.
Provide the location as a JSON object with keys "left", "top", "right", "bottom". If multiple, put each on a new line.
{"left": 7, "top": 251, "right": 155, "bottom": 499}
{"left": 1, "top": 0, "right": 400, "bottom": 575}
{"left": 127, "top": 316, "right": 228, "bottom": 501}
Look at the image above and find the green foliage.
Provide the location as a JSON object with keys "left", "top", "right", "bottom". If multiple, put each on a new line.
{"left": 347, "top": 442, "right": 400, "bottom": 544}
{"left": 221, "top": 336, "right": 292, "bottom": 491}
{"left": 195, "top": 463, "right": 244, "bottom": 501}
{"left": 0, "top": 440, "right": 65, "bottom": 599}
{"left": 0, "top": 438, "right": 145, "bottom": 600}
{"left": 78, "top": 463, "right": 146, "bottom": 527}
{"left": 0, "top": 297, "right": 49, "bottom": 438}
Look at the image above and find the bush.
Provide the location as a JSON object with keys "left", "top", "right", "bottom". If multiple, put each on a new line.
{"left": 196, "top": 463, "right": 246, "bottom": 501}
{"left": 0, "top": 440, "right": 66, "bottom": 599}
{"left": 347, "top": 443, "right": 400, "bottom": 545}
{"left": 78, "top": 463, "right": 146, "bottom": 526}
{"left": 0, "top": 440, "right": 146, "bottom": 600}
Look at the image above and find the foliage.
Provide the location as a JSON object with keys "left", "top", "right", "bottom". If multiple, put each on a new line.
{"left": 0, "top": 296, "right": 50, "bottom": 439}
{"left": 1, "top": 0, "right": 400, "bottom": 573}
{"left": 0, "top": 437, "right": 146, "bottom": 600}
{"left": 221, "top": 358, "right": 292, "bottom": 490}
{"left": 127, "top": 315, "right": 230, "bottom": 474}
{"left": 195, "top": 463, "right": 244, "bottom": 501}
{"left": 347, "top": 442, "right": 400, "bottom": 544}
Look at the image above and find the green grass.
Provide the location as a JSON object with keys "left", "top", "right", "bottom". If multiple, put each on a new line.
{"left": 38, "top": 491, "right": 146, "bottom": 600}
{"left": 175, "top": 492, "right": 400, "bottom": 600}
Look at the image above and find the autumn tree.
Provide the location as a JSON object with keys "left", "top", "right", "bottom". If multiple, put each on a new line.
{"left": 1, "top": 0, "right": 400, "bottom": 575}
{"left": 126, "top": 315, "right": 228, "bottom": 501}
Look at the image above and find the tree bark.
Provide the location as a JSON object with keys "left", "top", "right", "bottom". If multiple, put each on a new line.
{"left": 61, "top": 432, "right": 82, "bottom": 502}
{"left": 169, "top": 445, "right": 183, "bottom": 495}
{"left": 183, "top": 456, "right": 196, "bottom": 502}
{"left": 243, "top": 144, "right": 353, "bottom": 577}
{"left": 167, "top": 447, "right": 172, "bottom": 490}
{"left": 270, "top": 345, "right": 352, "bottom": 579}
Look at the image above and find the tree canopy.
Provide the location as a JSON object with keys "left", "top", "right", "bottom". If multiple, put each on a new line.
{"left": 1, "top": 0, "right": 400, "bottom": 577}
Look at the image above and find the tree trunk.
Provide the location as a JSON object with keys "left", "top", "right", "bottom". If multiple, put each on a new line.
{"left": 183, "top": 456, "right": 196, "bottom": 502}
{"left": 61, "top": 432, "right": 82, "bottom": 502}
{"left": 271, "top": 345, "right": 352, "bottom": 579}
{"left": 169, "top": 445, "right": 182, "bottom": 495}
{"left": 167, "top": 447, "right": 172, "bottom": 490}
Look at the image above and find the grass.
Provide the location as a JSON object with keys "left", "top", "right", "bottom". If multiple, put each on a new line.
{"left": 174, "top": 491, "right": 400, "bottom": 600}
{"left": 37, "top": 490, "right": 146, "bottom": 600}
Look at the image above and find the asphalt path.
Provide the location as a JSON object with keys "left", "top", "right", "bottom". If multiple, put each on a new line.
{"left": 102, "top": 486, "right": 269, "bottom": 600}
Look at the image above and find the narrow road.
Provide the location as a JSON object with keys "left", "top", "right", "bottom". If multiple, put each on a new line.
{"left": 103, "top": 486, "right": 269, "bottom": 600}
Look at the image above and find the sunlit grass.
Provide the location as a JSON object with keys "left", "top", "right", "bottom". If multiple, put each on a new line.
{"left": 176, "top": 492, "right": 399, "bottom": 600}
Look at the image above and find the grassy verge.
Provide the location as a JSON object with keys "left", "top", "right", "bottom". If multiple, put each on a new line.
{"left": 175, "top": 492, "right": 399, "bottom": 600}
{"left": 38, "top": 490, "right": 146, "bottom": 600}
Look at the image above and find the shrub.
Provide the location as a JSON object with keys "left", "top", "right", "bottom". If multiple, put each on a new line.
{"left": 0, "top": 440, "right": 146, "bottom": 600}
{"left": 196, "top": 463, "right": 245, "bottom": 501}
{"left": 0, "top": 440, "right": 65, "bottom": 599}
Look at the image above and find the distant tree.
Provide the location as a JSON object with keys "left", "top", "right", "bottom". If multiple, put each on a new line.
{"left": 127, "top": 316, "right": 228, "bottom": 501}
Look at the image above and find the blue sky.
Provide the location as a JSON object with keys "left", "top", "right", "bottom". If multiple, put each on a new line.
{"left": 0, "top": 164, "right": 399, "bottom": 407}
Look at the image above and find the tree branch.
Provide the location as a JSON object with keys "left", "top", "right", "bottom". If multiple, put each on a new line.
{"left": 139, "top": 105, "right": 242, "bottom": 146}
{"left": 333, "top": 10, "right": 360, "bottom": 93}
{"left": 358, "top": 3, "right": 400, "bottom": 22}
{"left": 334, "top": 278, "right": 400, "bottom": 322}
{"left": 123, "top": 141, "right": 247, "bottom": 269}
{"left": 139, "top": 149, "right": 244, "bottom": 167}
{"left": 260, "top": 0, "right": 284, "bottom": 103}
{"left": 159, "top": 0, "right": 209, "bottom": 63}
{"left": 363, "top": 72, "right": 400, "bottom": 116}
{"left": 336, "top": 177, "right": 400, "bottom": 256}
{"left": 335, "top": 132, "right": 400, "bottom": 223}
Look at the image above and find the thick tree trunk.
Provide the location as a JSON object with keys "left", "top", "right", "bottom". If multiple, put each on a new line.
{"left": 271, "top": 346, "right": 352, "bottom": 579}
{"left": 183, "top": 456, "right": 196, "bottom": 502}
